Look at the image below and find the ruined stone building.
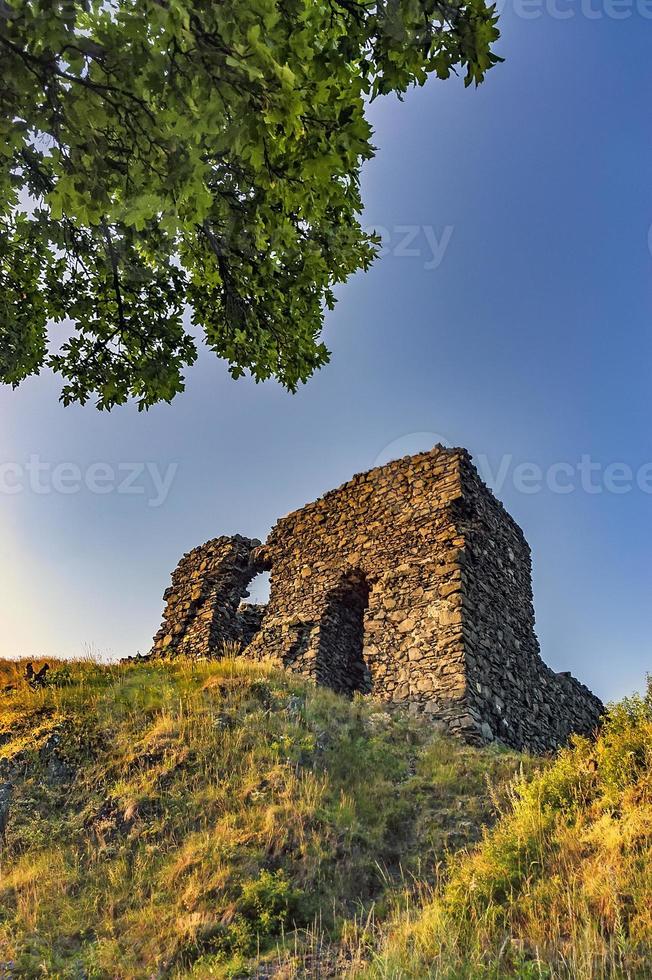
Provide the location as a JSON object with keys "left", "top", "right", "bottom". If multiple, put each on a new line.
{"left": 151, "top": 446, "right": 603, "bottom": 752}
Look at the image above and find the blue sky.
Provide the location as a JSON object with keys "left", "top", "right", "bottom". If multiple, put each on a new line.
{"left": 1, "top": 2, "right": 651, "bottom": 702}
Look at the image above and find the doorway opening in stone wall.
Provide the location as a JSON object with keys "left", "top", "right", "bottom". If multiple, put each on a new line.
{"left": 236, "top": 568, "right": 271, "bottom": 650}
{"left": 317, "top": 570, "right": 372, "bottom": 696}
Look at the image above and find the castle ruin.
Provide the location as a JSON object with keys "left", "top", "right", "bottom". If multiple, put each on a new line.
{"left": 151, "top": 446, "right": 603, "bottom": 752}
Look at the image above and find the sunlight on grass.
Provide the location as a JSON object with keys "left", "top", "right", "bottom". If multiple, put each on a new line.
{"left": 0, "top": 656, "right": 527, "bottom": 977}
{"left": 6, "top": 656, "right": 649, "bottom": 977}
{"left": 365, "top": 684, "right": 652, "bottom": 979}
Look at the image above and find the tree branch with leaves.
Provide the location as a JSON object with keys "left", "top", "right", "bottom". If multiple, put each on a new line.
{"left": 0, "top": 0, "right": 501, "bottom": 409}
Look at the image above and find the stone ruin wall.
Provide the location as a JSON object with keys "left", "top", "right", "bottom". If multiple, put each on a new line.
{"left": 244, "top": 448, "right": 471, "bottom": 734}
{"left": 151, "top": 535, "right": 262, "bottom": 658}
{"left": 151, "top": 446, "right": 604, "bottom": 753}
{"left": 453, "top": 457, "right": 602, "bottom": 751}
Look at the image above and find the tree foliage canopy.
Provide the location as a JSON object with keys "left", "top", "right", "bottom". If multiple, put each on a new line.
{"left": 0, "top": 0, "right": 500, "bottom": 408}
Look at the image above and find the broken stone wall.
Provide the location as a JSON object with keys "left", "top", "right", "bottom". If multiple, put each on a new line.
{"left": 151, "top": 535, "right": 261, "bottom": 658}
{"left": 456, "top": 454, "right": 603, "bottom": 751}
{"left": 245, "top": 447, "right": 473, "bottom": 731}
{"left": 150, "top": 446, "right": 604, "bottom": 752}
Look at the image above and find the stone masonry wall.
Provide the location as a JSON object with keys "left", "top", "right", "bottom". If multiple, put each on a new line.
{"left": 453, "top": 456, "right": 603, "bottom": 751}
{"left": 244, "top": 448, "right": 473, "bottom": 733}
{"left": 151, "top": 535, "right": 262, "bottom": 658}
{"left": 151, "top": 447, "right": 604, "bottom": 752}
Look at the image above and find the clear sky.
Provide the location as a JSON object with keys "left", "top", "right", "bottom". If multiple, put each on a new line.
{"left": 1, "top": 2, "right": 651, "bottom": 702}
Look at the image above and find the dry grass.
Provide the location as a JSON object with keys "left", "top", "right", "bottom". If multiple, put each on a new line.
{"left": 5, "top": 657, "right": 650, "bottom": 979}
{"left": 0, "top": 656, "right": 527, "bottom": 978}
{"left": 362, "top": 683, "right": 652, "bottom": 979}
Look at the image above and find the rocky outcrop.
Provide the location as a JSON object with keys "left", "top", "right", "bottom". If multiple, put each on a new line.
{"left": 151, "top": 446, "right": 604, "bottom": 752}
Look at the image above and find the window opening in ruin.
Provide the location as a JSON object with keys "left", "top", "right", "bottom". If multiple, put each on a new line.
{"left": 245, "top": 570, "right": 271, "bottom": 605}
{"left": 317, "top": 571, "right": 371, "bottom": 696}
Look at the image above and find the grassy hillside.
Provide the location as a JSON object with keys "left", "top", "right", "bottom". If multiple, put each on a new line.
{"left": 367, "top": 682, "right": 652, "bottom": 979}
{"left": 3, "top": 656, "right": 650, "bottom": 979}
{"left": 0, "top": 657, "right": 527, "bottom": 978}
